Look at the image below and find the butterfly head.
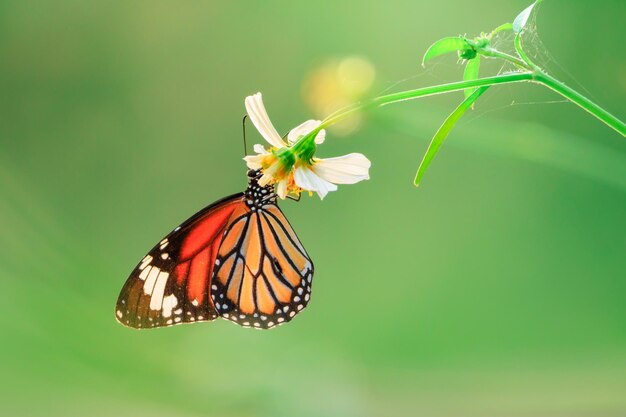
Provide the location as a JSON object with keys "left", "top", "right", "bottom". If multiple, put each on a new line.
{"left": 245, "top": 169, "right": 277, "bottom": 209}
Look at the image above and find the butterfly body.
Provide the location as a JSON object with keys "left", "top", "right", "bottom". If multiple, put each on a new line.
{"left": 116, "top": 170, "right": 313, "bottom": 330}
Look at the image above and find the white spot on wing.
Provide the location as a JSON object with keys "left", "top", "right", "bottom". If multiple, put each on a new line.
{"left": 143, "top": 267, "right": 160, "bottom": 294}
{"left": 149, "top": 271, "right": 169, "bottom": 310}
{"left": 139, "top": 255, "right": 153, "bottom": 271}
{"left": 116, "top": 310, "right": 123, "bottom": 318}
{"left": 161, "top": 294, "right": 178, "bottom": 318}
{"left": 139, "top": 265, "right": 151, "bottom": 281}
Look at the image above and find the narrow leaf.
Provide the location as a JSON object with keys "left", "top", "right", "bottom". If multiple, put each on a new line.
{"left": 414, "top": 86, "right": 489, "bottom": 186}
{"left": 463, "top": 56, "right": 481, "bottom": 99}
{"left": 489, "top": 22, "right": 513, "bottom": 37}
{"left": 513, "top": 1, "right": 541, "bottom": 33}
{"left": 422, "top": 37, "right": 469, "bottom": 66}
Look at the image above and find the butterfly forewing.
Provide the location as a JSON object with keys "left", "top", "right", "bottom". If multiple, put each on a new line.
{"left": 211, "top": 203, "right": 314, "bottom": 329}
{"left": 115, "top": 194, "right": 245, "bottom": 329}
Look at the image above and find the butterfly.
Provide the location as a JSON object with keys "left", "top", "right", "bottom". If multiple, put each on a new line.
{"left": 115, "top": 169, "right": 313, "bottom": 330}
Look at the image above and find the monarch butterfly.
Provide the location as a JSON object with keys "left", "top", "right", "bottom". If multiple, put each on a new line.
{"left": 115, "top": 169, "right": 313, "bottom": 330}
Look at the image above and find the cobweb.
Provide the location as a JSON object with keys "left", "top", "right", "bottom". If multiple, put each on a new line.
{"left": 373, "top": 1, "right": 593, "bottom": 128}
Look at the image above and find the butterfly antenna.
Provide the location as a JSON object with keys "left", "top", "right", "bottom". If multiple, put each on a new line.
{"left": 242, "top": 115, "right": 249, "bottom": 157}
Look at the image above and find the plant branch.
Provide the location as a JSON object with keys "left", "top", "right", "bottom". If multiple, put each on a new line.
{"left": 478, "top": 46, "right": 531, "bottom": 70}
{"left": 298, "top": 70, "right": 625, "bottom": 146}
{"left": 292, "top": 1, "right": 625, "bottom": 189}
{"left": 514, "top": 34, "right": 539, "bottom": 70}
{"left": 532, "top": 72, "right": 626, "bottom": 136}
{"left": 315, "top": 73, "right": 534, "bottom": 133}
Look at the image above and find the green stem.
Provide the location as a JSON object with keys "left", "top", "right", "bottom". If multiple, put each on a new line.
{"left": 294, "top": 70, "right": 625, "bottom": 150}
{"left": 479, "top": 47, "right": 531, "bottom": 70}
{"left": 292, "top": 72, "right": 533, "bottom": 154}
{"left": 320, "top": 72, "right": 533, "bottom": 129}
{"left": 532, "top": 72, "right": 626, "bottom": 136}
{"left": 295, "top": 73, "right": 533, "bottom": 150}
{"left": 514, "top": 34, "right": 540, "bottom": 71}
{"left": 489, "top": 22, "right": 513, "bottom": 37}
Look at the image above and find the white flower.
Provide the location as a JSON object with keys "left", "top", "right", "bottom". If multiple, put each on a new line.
{"left": 243, "top": 92, "right": 370, "bottom": 199}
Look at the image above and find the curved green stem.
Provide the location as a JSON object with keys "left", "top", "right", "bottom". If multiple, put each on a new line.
{"left": 531, "top": 72, "right": 626, "bottom": 136}
{"left": 514, "top": 34, "right": 540, "bottom": 71}
{"left": 489, "top": 22, "right": 513, "bottom": 37}
{"left": 318, "top": 72, "right": 533, "bottom": 130}
{"left": 289, "top": 5, "right": 625, "bottom": 189}
{"left": 292, "top": 72, "right": 534, "bottom": 150}
{"left": 479, "top": 47, "right": 531, "bottom": 70}
{"left": 294, "top": 69, "right": 625, "bottom": 149}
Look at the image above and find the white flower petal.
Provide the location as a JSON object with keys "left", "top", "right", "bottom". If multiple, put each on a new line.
{"left": 287, "top": 119, "right": 325, "bottom": 145}
{"left": 276, "top": 179, "right": 288, "bottom": 199}
{"left": 243, "top": 154, "right": 265, "bottom": 170}
{"left": 294, "top": 166, "right": 337, "bottom": 199}
{"left": 258, "top": 163, "right": 279, "bottom": 186}
{"left": 314, "top": 129, "right": 326, "bottom": 145}
{"left": 312, "top": 153, "right": 371, "bottom": 184}
{"left": 245, "top": 93, "right": 286, "bottom": 149}
{"left": 253, "top": 144, "right": 267, "bottom": 154}
{"left": 258, "top": 173, "right": 273, "bottom": 186}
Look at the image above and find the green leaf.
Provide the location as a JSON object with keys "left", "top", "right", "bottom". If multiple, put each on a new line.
{"left": 463, "top": 56, "right": 481, "bottom": 99}
{"left": 422, "top": 37, "right": 470, "bottom": 66}
{"left": 513, "top": 1, "right": 541, "bottom": 34}
{"left": 414, "top": 86, "right": 489, "bottom": 187}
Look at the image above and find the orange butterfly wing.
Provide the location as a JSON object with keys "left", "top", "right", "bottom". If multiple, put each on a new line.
{"left": 115, "top": 194, "right": 246, "bottom": 329}
{"left": 211, "top": 203, "right": 314, "bottom": 329}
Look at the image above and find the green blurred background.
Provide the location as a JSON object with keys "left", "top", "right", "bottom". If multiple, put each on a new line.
{"left": 1, "top": 1, "right": 625, "bottom": 416}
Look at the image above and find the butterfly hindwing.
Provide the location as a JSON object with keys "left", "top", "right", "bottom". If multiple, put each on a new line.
{"left": 115, "top": 194, "right": 245, "bottom": 329}
{"left": 211, "top": 203, "right": 314, "bottom": 329}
